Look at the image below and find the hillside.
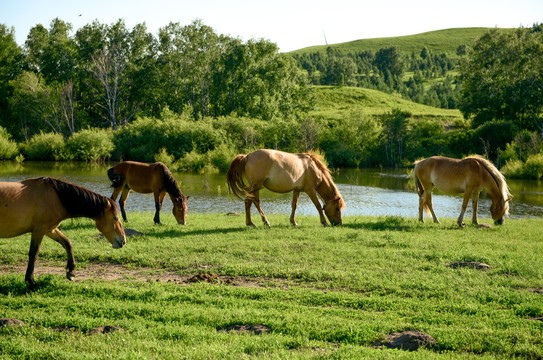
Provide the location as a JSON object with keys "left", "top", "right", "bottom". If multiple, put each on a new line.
{"left": 310, "top": 85, "right": 464, "bottom": 124}
{"left": 291, "top": 27, "right": 515, "bottom": 57}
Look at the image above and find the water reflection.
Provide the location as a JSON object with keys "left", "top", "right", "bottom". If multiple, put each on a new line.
{"left": 0, "top": 162, "right": 541, "bottom": 220}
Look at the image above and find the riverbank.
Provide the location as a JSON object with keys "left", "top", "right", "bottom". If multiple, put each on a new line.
{"left": 1, "top": 213, "right": 542, "bottom": 358}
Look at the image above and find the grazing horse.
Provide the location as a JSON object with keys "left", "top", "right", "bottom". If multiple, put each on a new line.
{"left": 227, "top": 149, "right": 345, "bottom": 227}
{"left": 107, "top": 161, "right": 189, "bottom": 225}
{"left": 0, "top": 177, "right": 126, "bottom": 289}
{"left": 414, "top": 156, "right": 512, "bottom": 226}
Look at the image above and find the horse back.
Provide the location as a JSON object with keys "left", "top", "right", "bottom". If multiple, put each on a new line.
{"left": 0, "top": 179, "right": 65, "bottom": 237}
{"left": 245, "top": 149, "right": 315, "bottom": 192}
{"left": 415, "top": 156, "right": 485, "bottom": 194}
{"left": 109, "top": 161, "right": 164, "bottom": 194}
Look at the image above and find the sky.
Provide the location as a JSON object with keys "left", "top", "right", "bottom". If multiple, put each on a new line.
{"left": 1, "top": 0, "right": 542, "bottom": 52}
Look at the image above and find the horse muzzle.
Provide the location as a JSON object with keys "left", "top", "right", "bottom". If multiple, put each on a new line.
{"left": 113, "top": 236, "right": 126, "bottom": 249}
{"left": 177, "top": 219, "right": 186, "bottom": 225}
{"left": 494, "top": 218, "right": 504, "bottom": 226}
{"left": 332, "top": 221, "right": 342, "bottom": 226}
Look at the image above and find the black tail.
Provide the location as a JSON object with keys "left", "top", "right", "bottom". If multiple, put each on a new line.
{"left": 107, "top": 167, "right": 125, "bottom": 188}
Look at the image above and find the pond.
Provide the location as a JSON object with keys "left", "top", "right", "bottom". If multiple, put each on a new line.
{"left": 0, "top": 161, "right": 542, "bottom": 221}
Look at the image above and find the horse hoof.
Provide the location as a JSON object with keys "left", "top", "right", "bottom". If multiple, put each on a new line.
{"left": 247, "top": 224, "right": 256, "bottom": 228}
{"left": 66, "top": 272, "right": 75, "bottom": 281}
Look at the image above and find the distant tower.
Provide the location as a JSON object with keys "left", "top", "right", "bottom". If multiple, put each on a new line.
{"left": 323, "top": 29, "right": 328, "bottom": 45}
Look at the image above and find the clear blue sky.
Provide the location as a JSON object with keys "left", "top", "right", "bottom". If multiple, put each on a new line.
{"left": 1, "top": 0, "right": 542, "bottom": 52}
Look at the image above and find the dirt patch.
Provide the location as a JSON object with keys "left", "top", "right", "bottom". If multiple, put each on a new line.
{"left": 527, "top": 317, "right": 543, "bottom": 322}
{"left": 0, "top": 318, "right": 24, "bottom": 327}
{"left": 373, "top": 331, "right": 436, "bottom": 351}
{"left": 530, "top": 288, "right": 543, "bottom": 294}
{"left": 86, "top": 325, "right": 124, "bottom": 335}
{"left": 446, "top": 261, "right": 492, "bottom": 270}
{"left": 0, "top": 263, "right": 286, "bottom": 289}
{"left": 217, "top": 324, "right": 271, "bottom": 335}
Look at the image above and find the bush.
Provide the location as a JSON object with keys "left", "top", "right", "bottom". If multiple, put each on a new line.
{"left": 501, "top": 159, "right": 524, "bottom": 179}
{"left": 523, "top": 154, "right": 543, "bottom": 180}
{"left": 0, "top": 127, "right": 19, "bottom": 160}
{"left": 154, "top": 148, "right": 179, "bottom": 172}
{"left": 65, "top": 128, "right": 114, "bottom": 161}
{"left": 207, "top": 142, "right": 239, "bottom": 172}
{"left": 22, "top": 131, "right": 65, "bottom": 160}
{"left": 178, "top": 150, "right": 207, "bottom": 173}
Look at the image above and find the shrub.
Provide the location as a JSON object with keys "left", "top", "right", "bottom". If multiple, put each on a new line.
{"left": 22, "top": 131, "right": 65, "bottom": 161}
{"left": 154, "top": 148, "right": 179, "bottom": 172}
{"left": 0, "top": 126, "right": 19, "bottom": 160}
{"left": 65, "top": 128, "right": 114, "bottom": 161}
{"left": 523, "top": 154, "right": 543, "bottom": 180}
{"left": 207, "top": 142, "right": 239, "bottom": 172}
{"left": 501, "top": 159, "right": 525, "bottom": 179}
{"left": 178, "top": 150, "right": 207, "bottom": 173}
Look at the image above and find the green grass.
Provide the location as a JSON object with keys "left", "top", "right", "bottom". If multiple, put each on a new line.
{"left": 291, "top": 28, "right": 517, "bottom": 58}
{"left": 311, "top": 86, "right": 464, "bottom": 125}
{"left": 1, "top": 212, "right": 542, "bottom": 359}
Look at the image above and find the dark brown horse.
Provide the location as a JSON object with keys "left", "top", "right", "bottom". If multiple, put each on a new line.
{"left": 414, "top": 156, "right": 512, "bottom": 226}
{"left": 0, "top": 177, "right": 126, "bottom": 289}
{"left": 107, "top": 161, "right": 189, "bottom": 225}
{"left": 227, "top": 149, "right": 345, "bottom": 227}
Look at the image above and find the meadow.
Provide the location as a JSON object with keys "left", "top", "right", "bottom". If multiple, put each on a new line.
{"left": 0, "top": 212, "right": 542, "bottom": 359}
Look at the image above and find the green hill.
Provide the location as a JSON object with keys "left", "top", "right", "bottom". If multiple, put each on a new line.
{"left": 310, "top": 85, "right": 464, "bottom": 124}
{"left": 291, "top": 27, "right": 515, "bottom": 57}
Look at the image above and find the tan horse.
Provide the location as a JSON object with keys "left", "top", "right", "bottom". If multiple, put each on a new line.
{"left": 227, "top": 149, "right": 345, "bottom": 227}
{"left": 107, "top": 161, "right": 189, "bottom": 225}
{"left": 0, "top": 177, "right": 126, "bottom": 289}
{"left": 414, "top": 156, "right": 512, "bottom": 226}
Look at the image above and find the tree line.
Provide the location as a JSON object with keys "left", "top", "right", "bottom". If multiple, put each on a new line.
{"left": 0, "top": 19, "right": 543, "bottom": 178}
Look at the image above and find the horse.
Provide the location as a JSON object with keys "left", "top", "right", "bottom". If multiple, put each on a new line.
{"left": 414, "top": 155, "right": 512, "bottom": 226}
{"left": 107, "top": 161, "right": 189, "bottom": 225}
{"left": 0, "top": 177, "right": 126, "bottom": 289}
{"left": 227, "top": 149, "right": 345, "bottom": 227}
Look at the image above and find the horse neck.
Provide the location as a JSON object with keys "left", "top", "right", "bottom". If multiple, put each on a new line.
{"left": 316, "top": 176, "right": 338, "bottom": 202}
{"left": 482, "top": 169, "right": 502, "bottom": 200}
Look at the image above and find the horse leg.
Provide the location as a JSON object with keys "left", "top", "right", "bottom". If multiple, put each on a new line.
{"left": 251, "top": 191, "right": 270, "bottom": 227}
{"left": 471, "top": 191, "right": 480, "bottom": 225}
{"left": 425, "top": 191, "right": 440, "bottom": 224}
{"left": 307, "top": 191, "right": 328, "bottom": 227}
{"left": 119, "top": 187, "right": 130, "bottom": 222}
{"left": 153, "top": 192, "right": 165, "bottom": 225}
{"left": 244, "top": 197, "right": 255, "bottom": 227}
{"left": 457, "top": 191, "right": 473, "bottom": 227}
{"left": 25, "top": 232, "right": 44, "bottom": 290}
{"left": 418, "top": 192, "right": 425, "bottom": 222}
{"left": 290, "top": 191, "right": 300, "bottom": 226}
{"left": 46, "top": 228, "right": 75, "bottom": 281}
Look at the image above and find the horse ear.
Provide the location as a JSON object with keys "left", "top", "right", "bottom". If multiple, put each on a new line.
{"left": 103, "top": 197, "right": 110, "bottom": 207}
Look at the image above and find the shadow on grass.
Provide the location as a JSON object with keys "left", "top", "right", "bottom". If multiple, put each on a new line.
{"left": 0, "top": 274, "right": 56, "bottom": 296}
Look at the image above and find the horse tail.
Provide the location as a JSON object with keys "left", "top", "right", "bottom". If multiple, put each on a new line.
{"left": 107, "top": 166, "right": 125, "bottom": 188}
{"left": 226, "top": 154, "right": 249, "bottom": 199}
{"left": 413, "top": 161, "right": 431, "bottom": 216}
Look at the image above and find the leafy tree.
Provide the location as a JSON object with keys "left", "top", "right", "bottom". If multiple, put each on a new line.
{"left": 458, "top": 26, "right": 543, "bottom": 131}
{"left": 0, "top": 24, "right": 23, "bottom": 129}
{"left": 373, "top": 47, "right": 405, "bottom": 79}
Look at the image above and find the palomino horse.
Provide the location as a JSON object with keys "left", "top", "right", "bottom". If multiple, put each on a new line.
{"left": 227, "top": 149, "right": 345, "bottom": 227}
{"left": 414, "top": 156, "right": 512, "bottom": 226}
{"left": 0, "top": 177, "right": 126, "bottom": 289}
{"left": 107, "top": 161, "right": 189, "bottom": 225}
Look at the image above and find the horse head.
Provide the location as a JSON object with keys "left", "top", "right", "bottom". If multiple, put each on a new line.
{"left": 96, "top": 198, "right": 126, "bottom": 248}
{"left": 172, "top": 195, "right": 189, "bottom": 225}
{"left": 323, "top": 196, "right": 345, "bottom": 226}
{"left": 490, "top": 196, "right": 511, "bottom": 225}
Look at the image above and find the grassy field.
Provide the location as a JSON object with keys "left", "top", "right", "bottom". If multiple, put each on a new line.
{"left": 311, "top": 86, "right": 464, "bottom": 125}
{"left": 1, "top": 211, "right": 542, "bottom": 359}
{"left": 291, "top": 28, "right": 516, "bottom": 57}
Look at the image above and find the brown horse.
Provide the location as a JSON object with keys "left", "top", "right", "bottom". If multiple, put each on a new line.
{"left": 227, "top": 149, "right": 345, "bottom": 227}
{"left": 414, "top": 156, "right": 512, "bottom": 226}
{"left": 0, "top": 177, "right": 126, "bottom": 289}
{"left": 107, "top": 161, "right": 188, "bottom": 225}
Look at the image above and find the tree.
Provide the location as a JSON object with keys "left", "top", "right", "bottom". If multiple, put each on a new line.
{"left": 373, "top": 47, "right": 405, "bottom": 78}
{"left": 458, "top": 26, "right": 543, "bottom": 131}
{"left": 0, "top": 24, "right": 23, "bottom": 130}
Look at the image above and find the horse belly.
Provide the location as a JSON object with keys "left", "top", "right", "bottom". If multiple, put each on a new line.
{"left": 431, "top": 173, "right": 466, "bottom": 195}
{"left": 0, "top": 206, "right": 34, "bottom": 238}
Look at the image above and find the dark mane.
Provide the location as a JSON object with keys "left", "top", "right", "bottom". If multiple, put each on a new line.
{"left": 39, "top": 177, "right": 115, "bottom": 218}
{"left": 159, "top": 163, "right": 184, "bottom": 199}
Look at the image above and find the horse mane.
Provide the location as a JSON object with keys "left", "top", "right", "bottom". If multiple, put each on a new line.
{"left": 470, "top": 156, "right": 512, "bottom": 208}
{"left": 306, "top": 153, "right": 346, "bottom": 210}
{"left": 158, "top": 163, "right": 184, "bottom": 199}
{"left": 39, "top": 177, "right": 115, "bottom": 218}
